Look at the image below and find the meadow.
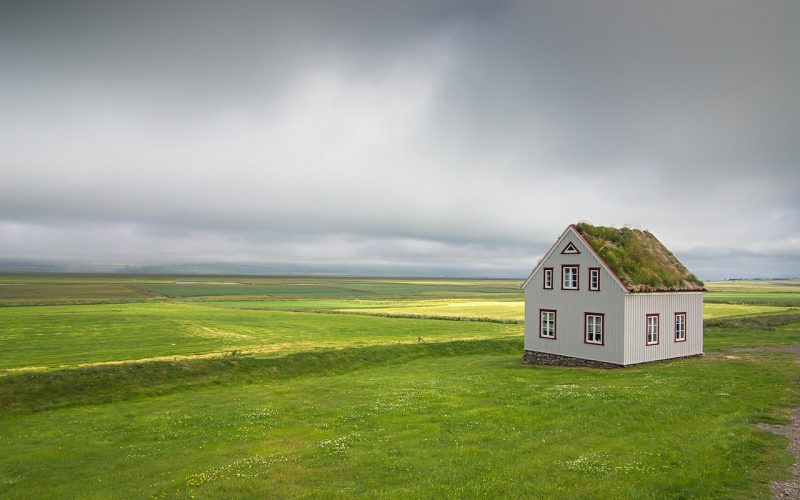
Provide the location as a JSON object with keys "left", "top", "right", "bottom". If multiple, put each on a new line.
{"left": 1, "top": 275, "right": 799, "bottom": 498}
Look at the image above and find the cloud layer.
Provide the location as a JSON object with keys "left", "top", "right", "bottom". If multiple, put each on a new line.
{"left": 1, "top": 1, "right": 798, "bottom": 278}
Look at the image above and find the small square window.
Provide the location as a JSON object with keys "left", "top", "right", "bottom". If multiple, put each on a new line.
{"left": 562, "top": 266, "right": 578, "bottom": 290}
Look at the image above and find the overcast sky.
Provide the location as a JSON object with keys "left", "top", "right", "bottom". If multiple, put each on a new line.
{"left": 1, "top": 0, "right": 798, "bottom": 278}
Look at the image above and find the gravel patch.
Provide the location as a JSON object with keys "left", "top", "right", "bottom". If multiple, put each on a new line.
{"left": 759, "top": 409, "right": 800, "bottom": 499}
{"left": 756, "top": 344, "right": 800, "bottom": 499}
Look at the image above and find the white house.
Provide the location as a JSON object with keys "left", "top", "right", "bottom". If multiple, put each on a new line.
{"left": 522, "top": 223, "right": 705, "bottom": 367}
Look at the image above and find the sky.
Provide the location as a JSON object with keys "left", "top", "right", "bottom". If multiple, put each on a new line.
{"left": 1, "top": 0, "right": 798, "bottom": 279}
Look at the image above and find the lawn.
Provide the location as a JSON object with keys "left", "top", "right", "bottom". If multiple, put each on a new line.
{"left": 1, "top": 330, "right": 798, "bottom": 498}
{"left": 0, "top": 274, "right": 799, "bottom": 498}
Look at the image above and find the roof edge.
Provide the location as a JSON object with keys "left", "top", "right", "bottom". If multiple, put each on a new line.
{"left": 520, "top": 226, "right": 572, "bottom": 289}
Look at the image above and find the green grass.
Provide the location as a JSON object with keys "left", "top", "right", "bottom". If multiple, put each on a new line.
{"left": 703, "top": 303, "right": 797, "bottom": 319}
{"left": 0, "top": 302, "right": 518, "bottom": 372}
{"left": 704, "top": 280, "right": 800, "bottom": 306}
{"left": 706, "top": 280, "right": 800, "bottom": 293}
{"left": 0, "top": 336, "right": 796, "bottom": 498}
{"left": 704, "top": 314, "right": 800, "bottom": 351}
{"left": 704, "top": 291, "right": 800, "bottom": 306}
{"left": 1, "top": 274, "right": 799, "bottom": 498}
{"left": 0, "top": 283, "right": 160, "bottom": 305}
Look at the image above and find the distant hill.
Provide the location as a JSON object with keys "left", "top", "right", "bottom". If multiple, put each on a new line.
{"left": 0, "top": 259, "right": 523, "bottom": 279}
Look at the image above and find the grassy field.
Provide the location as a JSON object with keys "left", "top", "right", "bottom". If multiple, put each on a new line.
{"left": 705, "top": 279, "right": 800, "bottom": 306}
{"left": 0, "top": 274, "right": 799, "bottom": 498}
{"left": 0, "top": 303, "right": 518, "bottom": 372}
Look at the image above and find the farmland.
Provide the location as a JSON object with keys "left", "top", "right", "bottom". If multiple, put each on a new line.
{"left": 1, "top": 275, "right": 799, "bottom": 498}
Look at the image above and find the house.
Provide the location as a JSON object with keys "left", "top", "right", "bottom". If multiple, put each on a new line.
{"left": 521, "top": 223, "right": 705, "bottom": 367}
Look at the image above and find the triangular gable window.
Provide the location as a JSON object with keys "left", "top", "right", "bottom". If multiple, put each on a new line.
{"left": 561, "top": 241, "right": 581, "bottom": 254}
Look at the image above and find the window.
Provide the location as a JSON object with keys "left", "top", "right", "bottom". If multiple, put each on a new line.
{"left": 562, "top": 265, "right": 579, "bottom": 290}
{"left": 540, "top": 309, "right": 556, "bottom": 339}
{"left": 589, "top": 268, "right": 600, "bottom": 291}
{"left": 585, "top": 313, "right": 604, "bottom": 345}
{"left": 543, "top": 268, "right": 553, "bottom": 289}
{"left": 675, "top": 312, "right": 686, "bottom": 342}
{"left": 646, "top": 314, "right": 659, "bottom": 345}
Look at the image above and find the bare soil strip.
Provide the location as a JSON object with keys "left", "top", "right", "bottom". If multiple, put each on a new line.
{"left": 756, "top": 344, "right": 800, "bottom": 499}
{"left": 759, "top": 409, "right": 800, "bottom": 499}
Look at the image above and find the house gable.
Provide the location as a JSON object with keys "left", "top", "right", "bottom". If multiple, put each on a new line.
{"left": 521, "top": 226, "right": 627, "bottom": 292}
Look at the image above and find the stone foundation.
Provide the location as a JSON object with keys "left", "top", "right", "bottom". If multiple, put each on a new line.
{"left": 523, "top": 350, "right": 704, "bottom": 368}
{"left": 523, "top": 350, "right": 621, "bottom": 368}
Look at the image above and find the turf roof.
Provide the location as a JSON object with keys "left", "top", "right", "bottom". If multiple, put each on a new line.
{"left": 574, "top": 223, "right": 705, "bottom": 293}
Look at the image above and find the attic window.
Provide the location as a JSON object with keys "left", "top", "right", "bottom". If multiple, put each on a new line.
{"left": 561, "top": 241, "right": 580, "bottom": 254}
{"left": 589, "top": 268, "right": 600, "bottom": 291}
{"left": 543, "top": 268, "right": 553, "bottom": 289}
{"left": 562, "top": 265, "right": 579, "bottom": 290}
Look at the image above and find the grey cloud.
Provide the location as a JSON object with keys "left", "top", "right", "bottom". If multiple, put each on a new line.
{"left": 0, "top": 0, "right": 798, "bottom": 278}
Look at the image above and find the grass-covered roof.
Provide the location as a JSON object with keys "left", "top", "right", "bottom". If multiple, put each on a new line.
{"left": 574, "top": 223, "right": 705, "bottom": 293}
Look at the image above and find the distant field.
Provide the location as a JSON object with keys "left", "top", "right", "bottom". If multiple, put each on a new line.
{"left": 337, "top": 299, "right": 525, "bottom": 321}
{"left": 206, "top": 298, "right": 794, "bottom": 322}
{"left": 705, "top": 280, "right": 800, "bottom": 306}
{"left": 0, "top": 283, "right": 157, "bottom": 304}
{"left": 703, "top": 303, "right": 797, "bottom": 319}
{"left": 0, "top": 303, "right": 519, "bottom": 372}
{"left": 143, "top": 278, "right": 522, "bottom": 299}
{"left": 704, "top": 291, "right": 800, "bottom": 306}
{"left": 705, "top": 280, "right": 800, "bottom": 293}
{"left": 199, "top": 299, "right": 391, "bottom": 311}
{"left": 1, "top": 274, "right": 800, "bottom": 497}
{"left": 202, "top": 299, "right": 526, "bottom": 321}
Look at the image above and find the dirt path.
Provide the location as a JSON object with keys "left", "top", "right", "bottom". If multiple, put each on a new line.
{"left": 759, "top": 410, "right": 800, "bottom": 499}
{"left": 755, "top": 345, "right": 800, "bottom": 498}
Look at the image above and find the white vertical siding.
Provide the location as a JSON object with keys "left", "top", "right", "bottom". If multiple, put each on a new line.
{"left": 623, "top": 292, "right": 704, "bottom": 365}
{"left": 524, "top": 228, "right": 626, "bottom": 365}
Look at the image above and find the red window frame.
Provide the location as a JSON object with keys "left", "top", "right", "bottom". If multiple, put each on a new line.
{"left": 646, "top": 314, "right": 660, "bottom": 346}
{"left": 539, "top": 309, "right": 557, "bottom": 339}
{"left": 588, "top": 267, "right": 600, "bottom": 291}
{"left": 561, "top": 265, "right": 579, "bottom": 290}
{"left": 543, "top": 268, "right": 554, "bottom": 290}
{"left": 674, "top": 312, "right": 687, "bottom": 342}
{"left": 584, "top": 312, "right": 605, "bottom": 346}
